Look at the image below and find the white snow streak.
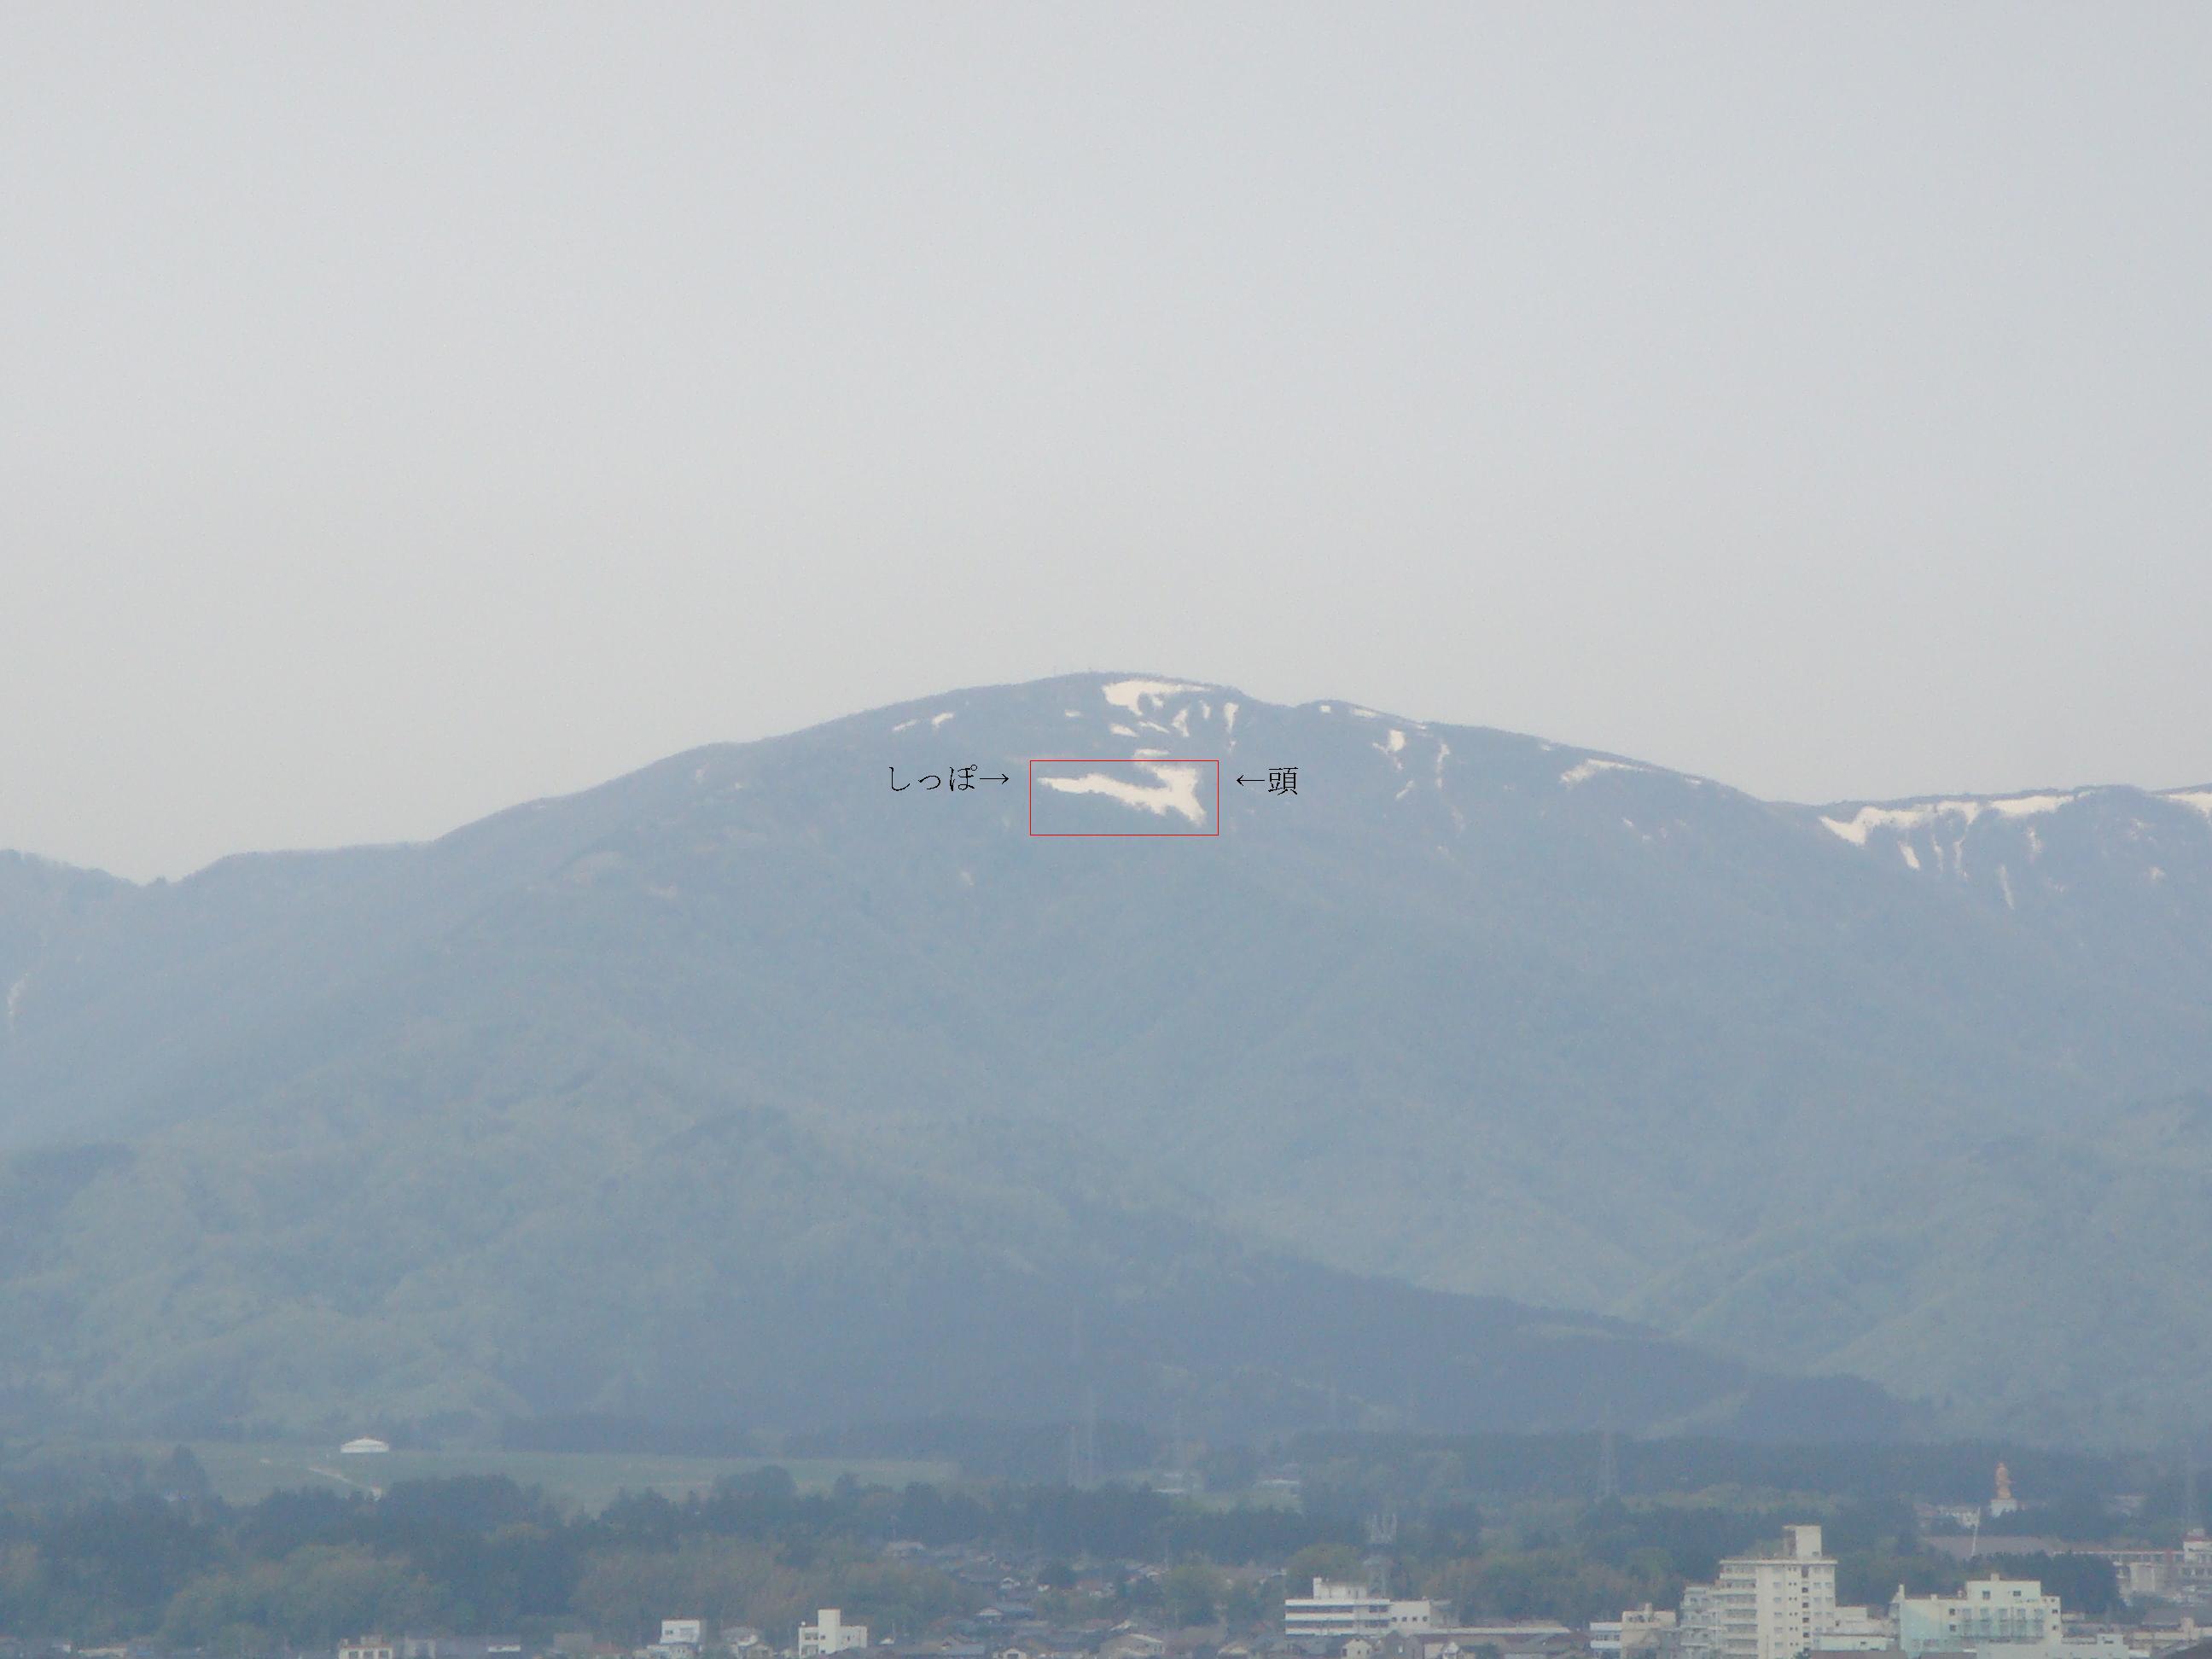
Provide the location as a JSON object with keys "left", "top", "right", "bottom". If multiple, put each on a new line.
{"left": 1038, "top": 764, "right": 1208, "bottom": 824}
{"left": 1822, "top": 804, "right": 1940, "bottom": 845}
{"left": 1821, "top": 791, "right": 2081, "bottom": 846}
{"left": 1561, "top": 757, "right": 1644, "bottom": 786}
{"left": 1987, "top": 792, "right": 2075, "bottom": 818}
{"left": 2165, "top": 789, "right": 2212, "bottom": 822}
{"left": 1102, "top": 678, "right": 1205, "bottom": 717}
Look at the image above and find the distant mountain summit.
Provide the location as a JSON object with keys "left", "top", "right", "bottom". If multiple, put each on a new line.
{"left": 1808, "top": 783, "right": 2212, "bottom": 969}
{"left": 3, "top": 673, "right": 2210, "bottom": 1446}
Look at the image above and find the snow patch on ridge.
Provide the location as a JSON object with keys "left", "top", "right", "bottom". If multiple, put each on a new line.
{"left": 1987, "top": 792, "right": 2075, "bottom": 818}
{"left": 4, "top": 973, "right": 26, "bottom": 1033}
{"left": 1102, "top": 678, "right": 1206, "bottom": 717}
{"left": 1561, "top": 757, "right": 1646, "bottom": 787}
{"left": 2165, "top": 789, "right": 2212, "bottom": 822}
{"left": 1039, "top": 763, "right": 1208, "bottom": 824}
{"left": 1820, "top": 791, "right": 2080, "bottom": 846}
{"left": 1821, "top": 804, "right": 1947, "bottom": 846}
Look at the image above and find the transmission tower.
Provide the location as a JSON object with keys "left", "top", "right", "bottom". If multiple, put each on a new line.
{"left": 1364, "top": 1510, "right": 1399, "bottom": 1596}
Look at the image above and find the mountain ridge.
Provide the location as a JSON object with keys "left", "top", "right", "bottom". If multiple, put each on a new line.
{"left": 4, "top": 672, "right": 2209, "bottom": 1445}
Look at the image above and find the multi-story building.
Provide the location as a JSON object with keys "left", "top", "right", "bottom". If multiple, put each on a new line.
{"left": 1809, "top": 1607, "right": 1895, "bottom": 1653}
{"left": 2090, "top": 1531, "right": 2212, "bottom": 1604}
{"left": 2186, "top": 1532, "right": 2212, "bottom": 1598}
{"left": 1679, "top": 1584, "right": 1721, "bottom": 1659}
{"left": 2094, "top": 1549, "right": 2176, "bottom": 1602}
{"left": 1715, "top": 1525, "right": 1839, "bottom": 1659}
{"left": 800, "top": 1611, "right": 870, "bottom": 1656}
{"left": 1595, "top": 1606, "right": 1682, "bottom": 1659}
{"left": 1894, "top": 1578, "right": 2061, "bottom": 1658}
{"left": 1284, "top": 1580, "right": 1439, "bottom": 1639}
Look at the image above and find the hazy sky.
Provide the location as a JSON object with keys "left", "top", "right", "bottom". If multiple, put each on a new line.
{"left": 5, "top": 5, "right": 2209, "bottom": 880}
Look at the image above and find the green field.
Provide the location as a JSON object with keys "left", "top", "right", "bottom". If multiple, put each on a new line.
{"left": 116, "top": 1441, "right": 959, "bottom": 1511}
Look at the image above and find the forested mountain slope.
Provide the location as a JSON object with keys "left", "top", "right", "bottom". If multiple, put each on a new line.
{"left": 3, "top": 674, "right": 2207, "bottom": 1443}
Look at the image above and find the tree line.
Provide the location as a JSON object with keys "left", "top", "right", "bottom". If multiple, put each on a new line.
{"left": 0, "top": 1455, "right": 2133, "bottom": 1651}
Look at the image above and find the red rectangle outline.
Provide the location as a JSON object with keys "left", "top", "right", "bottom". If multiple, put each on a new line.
{"left": 1027, "top": 758, "right": 1222, "bottom": 836}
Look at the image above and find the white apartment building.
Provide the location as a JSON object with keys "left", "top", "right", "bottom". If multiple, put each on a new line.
{"left": 1716, "top": 1525, "right": 1838, "bottom": 1659}
{"left": 800, "top": 1611, "right": 870, "bottom": 1656}
{"left": 1680, "top": 1585, "right": 1721, "bottom": 1659}
{"left": 1894, "top": 1579, "right": 2061, "bottom": 1659}
{"left": 1284, "top": 1580, "right": 1439, "bottom": 1638}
